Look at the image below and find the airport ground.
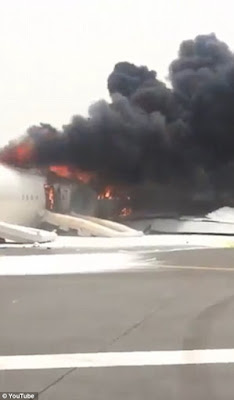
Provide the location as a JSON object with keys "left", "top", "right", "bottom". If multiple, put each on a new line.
{"left": 0, "top": 247, "right": 234, "bottom": 399}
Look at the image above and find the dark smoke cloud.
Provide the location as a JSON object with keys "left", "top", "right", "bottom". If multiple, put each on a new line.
{"left": 4, "top": 33, "right": 234, "bottom": 198}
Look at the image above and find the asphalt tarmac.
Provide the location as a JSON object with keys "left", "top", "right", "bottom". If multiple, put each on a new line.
{"left": 1, "top": 246, "right": 234, "bottom": 399}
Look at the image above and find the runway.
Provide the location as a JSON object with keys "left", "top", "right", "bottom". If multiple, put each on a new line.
{"left": 0, "top": 245, "right": 234, "bottom": 399}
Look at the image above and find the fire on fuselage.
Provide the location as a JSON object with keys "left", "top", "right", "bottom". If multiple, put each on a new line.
{"left": 44, "top": 184, "right": 55, "bottom": 211}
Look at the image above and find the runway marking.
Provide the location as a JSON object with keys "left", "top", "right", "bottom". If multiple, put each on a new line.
{"left": 160, "top": 264, "right": 234, "bottom": 272}
{"left": 0, "top": 253, "right": 152, "bottom": 275}
{"left": 1, "top": 349, "right": 234, "bottom": 370}
{"left": 0, "top": 252, "right": 233, "bottom": 275}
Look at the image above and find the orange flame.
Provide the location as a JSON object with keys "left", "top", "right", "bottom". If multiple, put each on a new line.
{"left": 0, "top": 139, "right": 95, "bottom": 185}
{"left": 97, "top": 185, "right": 132, "bottom": 204}
{"left": 0, "top": 140, "right": 35, "bottom": 167}
{"left": 44, "top": 184, "right": 55, "bottom": 210}
{"left": 49, "top": 165, "right": 94, "bottom": 184}
{"left": 98, "top": 186, "right": 115, "bottom": 200}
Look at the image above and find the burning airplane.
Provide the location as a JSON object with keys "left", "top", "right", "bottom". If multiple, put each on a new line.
{"left": 1, "top": 33, "right": 234, "bottom": 218}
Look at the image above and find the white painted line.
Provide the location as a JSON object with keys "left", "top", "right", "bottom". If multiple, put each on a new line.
{"left": 1, "top": 349, "right": 234, "bottom": 370}
{"left": 0, "top": 250, "right": 233, "bottom": 276}
{"left": 0, "top": 253, "right": 153, "bottom": 275}
{"left": 161, "top": 264, "right": 234, "bottom": 272}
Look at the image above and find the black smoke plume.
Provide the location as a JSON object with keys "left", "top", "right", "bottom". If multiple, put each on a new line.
{"left": 3, "top": 33, "right": 234, "bottom": 201}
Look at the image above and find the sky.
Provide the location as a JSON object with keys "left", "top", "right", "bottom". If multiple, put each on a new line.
{"left": 0, "top": 0, "right": 233, "bottom": 146}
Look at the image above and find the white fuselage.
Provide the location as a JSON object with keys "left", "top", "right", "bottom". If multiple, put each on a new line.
{"left": 0, "top": 164, "right": 46, "bottom": 227}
